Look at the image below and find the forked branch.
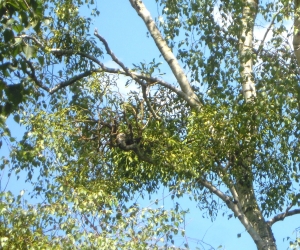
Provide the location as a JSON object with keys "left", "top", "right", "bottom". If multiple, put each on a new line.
{"left": 22, "top": 54, "right": 96, "bottom": 94}
{"left": 94, "top": 29, "right": 159, "bottom": 120}
{"left": 17, "top": 34, "right": 197, "bottom": 107}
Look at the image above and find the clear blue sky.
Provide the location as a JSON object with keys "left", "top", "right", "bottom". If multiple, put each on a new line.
{"left": 1, "top": 1, "right": 299, "bottom": 249}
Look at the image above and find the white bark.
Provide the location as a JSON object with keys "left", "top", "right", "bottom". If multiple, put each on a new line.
{"left": 294, "top": 0, "right": 300, "bottom": 65}
{"left": 128, "top": 0, "right": 201, "bottom": 108}
{"left": 239, "top": 0, "right": 257, "bottom": 102}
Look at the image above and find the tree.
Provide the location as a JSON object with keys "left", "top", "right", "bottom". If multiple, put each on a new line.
{"left": 1, "top": 0, "right": 300, "bottom": 249}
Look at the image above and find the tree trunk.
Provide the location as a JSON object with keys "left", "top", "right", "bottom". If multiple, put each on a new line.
{"left": 294, "top": 0, "right": 300, "bottom": 65}
{"left": 235, "top": 171, "right": 277, "bottom": 250}
{"left": 236, "top": 1, "right": 277, "bottom": 247}
{"left": 238, "top": 0, "right": 257, "bottom": 101}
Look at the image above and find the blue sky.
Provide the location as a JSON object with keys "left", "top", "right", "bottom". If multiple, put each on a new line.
{"left": 1, "top": 0, "right": 300, "bottom": 249}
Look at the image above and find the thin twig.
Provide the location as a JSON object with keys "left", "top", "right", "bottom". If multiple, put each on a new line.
{"left": 141, "top": 84, "right": 161, "bottom": 120}
{"left": 20, "top": 54, "right": 50, "bottom": 92}
{"left": 257, "top": 9, "right": 282, "bottom": 55}
{"left": 50, "top": 47, "right": 192, "bottom": 102}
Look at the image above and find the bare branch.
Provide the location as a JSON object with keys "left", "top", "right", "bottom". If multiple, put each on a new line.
{"left": 217, "top": 165, "right": 243, "bottom": 212}
{"left": 267, "top": 207, "right": 300, "bottom": 226}
{"left": 51, "top": 48, "right": 194, "bottom": 103}
{"left": 18, "top": 35, "right": 201, "bottom": 107}
{"left": 257, "top": 9, "right": 281, "bottom": 55}
{"left": 48, "top": 70, "right": 96, "bottom": 94}
{"left": 51, "top": 48, "right": 130, "bottom": 76}
{"left": 94, "top": 29, "right": 156, "bottom": 112}
{"left": 132, "top": 74, "right": 196, "bottom": 104}
{"left": 94, "top": 29, "right": 162, "bottom": 119}
{"left": 21, "top": 54, "right": 96, "bottom": 94}
{"left": 94, "top": 29, "right": 148, "bottom": 87}
{"left": 94, "top": 29, "right": 132, "bottom": 75}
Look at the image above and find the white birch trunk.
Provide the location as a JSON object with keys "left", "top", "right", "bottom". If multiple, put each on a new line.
{"left": 294, "top": 0, "right": 300, "bottom": 65}
{"left": 239, "top": 0, "right": 257, "bottom": 101}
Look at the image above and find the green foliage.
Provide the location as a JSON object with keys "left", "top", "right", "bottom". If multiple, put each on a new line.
{"left": 288, "top": 227, "right": 300, "bottom": 250}
{"left": 1, "top": 0, "right": 300, "bottom": 249}
{"left": 0, "top": 191, "right": 187, "bottom": 249}
{"left": 0, "top": 0, "right": 101, "bottom": 120}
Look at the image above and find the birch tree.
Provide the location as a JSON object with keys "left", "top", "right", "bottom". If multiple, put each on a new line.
{"left": 1, "top": 0, "right": 300, "bottom": 249}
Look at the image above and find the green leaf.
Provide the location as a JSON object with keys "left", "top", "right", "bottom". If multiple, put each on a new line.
{"left": 19, "top": 11, "right": 28, "bottom": 27}
{"left": 3, "top": 29, "right": 14, "bottom": 43}
{"left": 38, "top": 56, "right": 44, "bottom": 66}
{"left": 13, "top": 114, "right": 20, "bottom": 123}
{"left": 13, "top": 24, "right": 24, "bottom": 33}
{"left": 5, "top": 84, "right": 23, "bottom": 105}
{"left": 22, "top": 45, "right": 37, "bottom": 59}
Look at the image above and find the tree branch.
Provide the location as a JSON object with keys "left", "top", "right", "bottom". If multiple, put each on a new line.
{"left": 113, "top": 125, "right": 265, "bottom": 249}
{"left": 16, "top": 35, "right": 44, "bottom": 47}
{"left": 217, "top": 165, "right": 243, "bottom": 212}
{"left": 141, "top": 84, "right": 161, "bottom": 120}
{"left": 94, "top": 29, "right": 133, "bottom": 76}
{"left": 128, "top": 0, "right": 201, "bottom": 109}
{"left": 21, "top": 55, "right": 50, "bottom": 92}
{"left": 18, "top": 35, "right": 201, "bottom": 107}
{"left": 51, "top": 48, "right": 104, "bottom": 67}
{"left": 93, "top": 30, "right": 200, "bottom": 108}
{"left": 48, "top": 70, "right": 96, "bottom": 94}
{"left": 51, "top": 48, "right": 195, "bottom": 103}
{"left": 23, "top": 54, "right": 96, "bottom": 94}
{"left": 267, "top": 206, "right": 300, "bottom": 226}
{"left": 198, "top": 178, "right": 265, "bottom": 248}
{"left": 256, "top": 9, "right": 281, "bottom": 56}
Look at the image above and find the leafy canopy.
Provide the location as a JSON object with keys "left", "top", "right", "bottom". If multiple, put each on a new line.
{"left": 1, "top": 0, "right": 300, "bottom": 249}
